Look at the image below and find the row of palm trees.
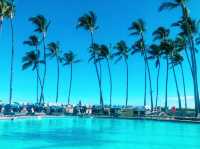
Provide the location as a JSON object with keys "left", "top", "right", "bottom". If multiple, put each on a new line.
{"left": 1, "top": 0, "right": 200, "bottom": 116}
{"left": 22, "top": 25, "right": 80, "bottom": 105}
{"left": 75, "top": 0, "right": 200, "bottom": 115}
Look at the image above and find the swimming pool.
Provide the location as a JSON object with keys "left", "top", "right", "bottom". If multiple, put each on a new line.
{"left": 0, "top": 117, "right": 200, "bottom": 149}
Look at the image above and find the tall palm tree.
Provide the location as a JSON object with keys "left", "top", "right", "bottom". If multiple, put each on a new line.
{"left": 47, "top": 42, "right": 61, "bottom": 103}
{"left": 160, "top": 39, "right": 174, "bottom": 111}
{"left": 172, "top": 18, "right": 200, "bottom": 111}
{"left": 129, "top": 19, "right": 153, "bottom": 110}
{"left": 62, "top": 51, "right": 80, "bottom": 105}
{"left": 98, "top": 44, "right": 113, "bottom": 107}
{"left": 131, "top": 39, "right": 147, "bottom": 107}
{"left": 170, "top": 52, "right": 182, "bottom": 110}
{"left": 76, "top": 11, "right": 104, "bottom": 108}
{"left": 23, "top": 35, "right": 40, "bottom": 103}
{"left": 113, "top": 40, "right": 129, "bottom": 107}
{"left": 149, "top": 44, "right": 162, "bottom": 109}
{"left": 22, "top": 51, "right": 43, "bottom": 102}
{"left": 152, "top": 26, "right": 170, "bottom": 111}
{"left": 175, "top": 35, "right": 189, "bottom": 109}
{"left": 171, "top": 52, "right": 187, "bottom": 109}
{"left": 159, "top": 0, "right": 200, "bottom": 116}
{"left": 29, "top": 15, "right": 50, "bottom": 104}
{"left": 4, "top": 0, "right": 15, "bottom": 105}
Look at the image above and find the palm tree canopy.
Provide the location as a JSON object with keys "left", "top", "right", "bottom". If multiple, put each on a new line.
{"left": 76, "top": 11, "right": 99, "bottom": 33}
{"left": 113, "top": 40, "right": 129, "bottom": 62}
{"left": 170, "top": 53, "right": 184, "bottom": 66}
{"left": 29, "top": 15, "right": 50, "bottom": 35}
{"left": 88, "top": 43, "right": 101, "bottom": 62}
{"left": 174, "top": 17, "right": 199, "bottom": 34}
{"left": 149, "top": 44, "right": 162, "bottom": 58}
{"left": 63, "top": 51, "right": 80, "bottom": 65}
{"left": 98, "top": 44, "right": 112, "bottom": 59}
{"left": 160, "top": 39, "right": 175, "bottom": 56}
{"left": 23, "top": 35, "right": 40, "bottom": 47}
{"left": 22, "top": 51, "right": 39, "bottom": 70}
{"left": 129, "top": 19, "right": 146, "bottom": 36}
{"left": 131, "top": 38, "right": 145, "bottom": 55}
{"left": 149, "top": 44, "right": 162, "bottom": 67}
{"left": 159, "top": 0, "right": 189, "bottom": 12}
{"left": 4, "top": 0, "right": 15, "bottom": 19}
{"left": 0, "top": 0, "right": 9, "bottom": 17}
{"left": 47, "top": 42, "right": 60, "bottom": 58}
{"left": 0, "top": 0, "right": 15, "bottom": 19}
{"left": 152, "top": 27, "right": 170, "bottom": 41}
{"left": 174, "top": 35, "right": 187, "bottom": 50}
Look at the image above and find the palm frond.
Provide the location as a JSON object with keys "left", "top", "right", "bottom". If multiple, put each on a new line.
{"left": 158, "top": 2, "right": 178, "bottom": 12}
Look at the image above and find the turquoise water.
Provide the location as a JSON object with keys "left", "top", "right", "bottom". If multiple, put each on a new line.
{"left": 0, "top": 117, "right": 200, "bottom": 149}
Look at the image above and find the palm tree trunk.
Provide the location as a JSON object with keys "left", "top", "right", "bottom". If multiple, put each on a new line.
{"left": 35, "top": 45, "right": 40, "bottom": 103}
{"left": 180, "top": 63, "right": 187, "bottom": 109}
{"left": 56, "top": 57, "right": 60, "bottom": 103}
{"left": 98, "top": 60, "right": 104, "bottom": 106}
{"left": 144, "top": 61, "right": 147, "bottom": 107}
{"left": 144, "top": 54, "right": 153, "bottom": 111}
{"left": 172, "top": 64, "right": 182, "bottom": 110}
{"left": 36, "top": 73, "right": 39, "bottom": 103}
{"left": 39, "top": 33, "right": 47, "bottom": 104}
{"left": 68, "top": 63, "right": 73, "bottom": 105}
{"left": 90, "top": 32, "right": 104, "bottom": 108}
{"left": 155, "top": 63, "right": 160, "bottom": 109}
{"left": 106, "top": 58, "right": 112, "bottom": 107}
{"left": 9, "top": 18, "right": 14, "bottom": 105}
{"left": 141, "top": 34, "right": 153, "bottom": 110}
{"left": 165, "top": 58, "right": 169, "bottom": 111}
{"left": 125, "top": 59, "right": 129, "bottom": 107}
{"left": 36, "top": 65, "right": 42, "bottom": 104}
{"left": 184, "top": 48, "right": 192, "bottom": 73}
{"left": 188, "top": 36, "right": 200, "bottom": 116}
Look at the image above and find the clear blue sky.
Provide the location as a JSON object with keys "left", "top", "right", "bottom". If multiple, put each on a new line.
{"left": 0, "top": 0, "right": 200, "bottom": 108}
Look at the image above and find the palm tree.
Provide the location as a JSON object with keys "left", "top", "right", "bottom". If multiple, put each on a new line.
{"left": 98, "top": 44, "right": 113, "bottom": 107}
{"left": 159, "top": 0, "right": 200, "bottom": 116}
{"left": 113, "top": 40, "right": 129, "bottom": 107}
{"left": 149, "top": 44, "right": 162, "bottom": 109}
{"left": 160, "top": 39, "right": 174, "bottom": 111}
{"left": 4, "top": 0, "right": 15, "bottom": 105}
{"left": 172, "top": 19, "right": 200, "bottom": 110}
{"left": 76, "top": 11, "right": 104, "bottom": 108}
{"left": 170, "top": 52, "right": 182, "bottom": 110}
{"left": 171, "top": 52, "right": 186, "bottom": 109}
{"left": 152, "top": 26, "right": 170, "bottom": 111}
{"left": 22, "top": 51, "right": 43, "bottom": 102}
{"left": 131, "top": 39, "right": 147, "bottom": 107}
{"left": 23, "top": 35, "right": 40, "bottom": 103}
{"left": 47, "top": 42, "right": 61, "bottom": 103}
{"left": 175, "top": 35, "right": 189, "bottom": 109}
{"left": 29, "top": 15, "right": 50, "bottom": 104}
{"left": 129, "top": 19, "right": 153, "bottom": 110}
{"left": 62, "top": 51, "right": 80, "bottom": 105}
